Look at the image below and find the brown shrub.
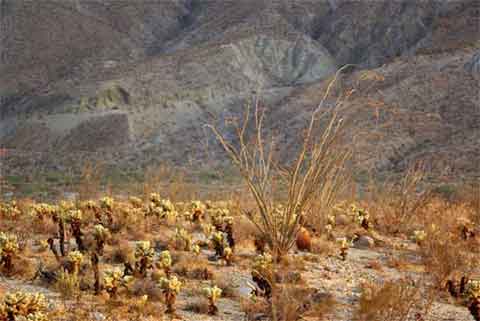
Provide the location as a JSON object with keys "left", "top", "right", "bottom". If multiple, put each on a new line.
{"left": 354, "top": 279, "right": 434, "bottom": 321}
{"left": 272, "top": 286, "right": 336, "bottom": 321}
{"left": 173, "top": 256, "right": 213, "bottom": 280}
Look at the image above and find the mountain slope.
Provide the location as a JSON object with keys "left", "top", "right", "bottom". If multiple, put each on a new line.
{"left": 0, "top": 0, "right": 478, "bottom": 181}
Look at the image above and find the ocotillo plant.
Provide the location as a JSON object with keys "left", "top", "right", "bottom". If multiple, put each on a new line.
{"left": 208, "top": 67, "right": 352, "bottom": 260}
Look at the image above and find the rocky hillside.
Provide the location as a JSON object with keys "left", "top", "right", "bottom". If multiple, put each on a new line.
{"left": 0, "top": 0, "right": 478, "bottom": 181}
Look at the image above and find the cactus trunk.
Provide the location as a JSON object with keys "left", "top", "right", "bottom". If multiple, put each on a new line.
{"left": 58, "top": 221, "right": 66, "bottom": 257}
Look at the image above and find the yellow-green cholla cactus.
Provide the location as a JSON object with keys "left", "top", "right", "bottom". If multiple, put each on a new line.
{"left": 159, "top": 250, "right": 172, "bottom": 277}
{"left": 67, "top": 251, "right": 84, "bottom": 274}
{"left": 0, "top": 232, "right": 19, "bottom": 272}
{"left": 158, "top": 276, "right": 182, "bottom": 313}
{"left": 203, "top": 285, "right": 222, "bottom": 315}
{"left": 412, "top": 230, "right": 427, "bottom": 245}
{"left": 103, "top": 268, "right": 133, "bottom": 298}
{"left": 174, "top": 228, "right": 192, "bottom": 251}
{"left": 337, "top": 237, "right": 350, "bottom": 261}
{"left": 93, "top": 224, "right": 110, "bottom": 255}
{"left": 135, "top": 241, "right": 155, "bottom": 277}
{"left": 1, "top": 292, "right": 48, "bottom": 320}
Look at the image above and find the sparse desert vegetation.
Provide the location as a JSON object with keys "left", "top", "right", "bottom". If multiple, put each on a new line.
{"left": 0, "top": 163, "right": 478, "bottom": 320}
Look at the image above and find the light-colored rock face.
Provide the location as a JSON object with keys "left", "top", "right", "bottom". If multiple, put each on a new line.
{"left": 228, "top": 35, "right": 337, "bottom": 86}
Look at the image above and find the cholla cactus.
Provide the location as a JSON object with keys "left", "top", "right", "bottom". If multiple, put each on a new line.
{"left": 58, "top": 201, "right": 75, "bottom": 220}
{"left": 211, "top": 213, "right": 235, "bottom": 249}
{"left": 337, "top": 237, "right": 350, "bottom": 261}
{"left": 223, "top": 246, "right": 233, "bottom": 266}
{"left": 158, "top": 276, "right": 182, "bottom": 314}
{"left": 30, "top": 203, "right": 56, "bottom": 221}
{"left": 210, "top": 231, "right": 234, "bottom": 265}
{"left": 67, "top": 209, "right": 85, "bottom": 252}
{"left": 82, "top": 200, "right": 97, "bottom": 210}
{"left": 99, "top": 197, "right": 114, "bottom": 225}
{"left": 67, "top": 251, "right": 84, "bottom": 275}
{"left": 465, "top": 280, "right": 480, "bottom": 321}
{"left": 466, "top": 280, "right": 480, "bottom": 299}
{"left": 189, "top": 200, "right": 206, "bottom": 222}
{"left": 174, "top": 228, "right": 192, "bottom": 251}
{"left": 50, "top": 204, "right": 68, "bottom": 257}
{"left": 210, "top": 208, "right": 229, "bottom": 229}
{"left": 67, "top": 209, "right": 82, "bottom": 222}
{"left": 149, "top": 193, "right": 161, "bottom": 204}
{"left": 202, "top": 223, "right": 216, "bottom": 239}
{"left": 135, "top": 241, "right": 155, "bottom": 277}
{"left": 458, "top": 218, "right": 476, "bottom": 240}
{"left": 251, "top": 254, "right": 273, "bottom": 297}
{"left": 0, "top": 232, "right": 19, "bottom": 273}
{"left": 0, "top": 292, "right": 48, "bottom": 321}
{"left": 253, "top": 253, "right": 273, "bottom": 272}
{"left": 0, "top": 201, "right": 21, "bottom": 219}
{"left": 325, "top": 224, "right": 334, "bottom": 240}
{"left": 100, "top": 197, "right": 114, "bottom": 210}
{"left": 192, "top": 244, "right": 201, "bottom": 256}
{"left": 147, "top": 195, "right": 177, "bottom": 220}
{"left": 129, "top": 196, "right": 143, "bottom": 209}
{"left": 327, "top": 213, "right": 336, "bottom": 226}
{"left": 412, "top": 230, "right": 427, "bottom": 245}
{"left": 203, "top": 285, "right": 222, "bottom": 315}
{"left": 350, "top": 204, "right": 372, "bottom": 230}
{"left": 103, "top": 268, "right": 133, "bottom": 298}
{"left": 93, "top": 224, "right": 110, "bottom": 255}
{"left": 158, "top": 250, "right": 172, "bottom": 277}
{"left": 211, "top": 232, "right": 227, "bottom": 256}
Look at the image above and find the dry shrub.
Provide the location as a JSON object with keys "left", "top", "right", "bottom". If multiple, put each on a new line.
{"left": 77, "top": 161, "right": 104, "bottom": 200}
{"left": 278, "top": 255, "right": 306, "bottom": 272}
{"left": 419, "top": 227, "right": 472, "bottom": 289}
{"left": 185, "top": 298, "right": 210, "bottom": 315}
{"left": 241, "top": 296, "right": 270, "bottom": 321}
{"left": 104, "top": 240, "right": 134, "bottom": 264}
{"left": 414, "top": 199, "right": 475, "bottom": 288}
{"left": 214, "top": 273, "right": 238, "bottom": 299}
{"left": 354, "top": 279, "right": 433, "bottom": 321}
{"left": 233, "top": 216, "right": 258, "bottom": 245}
{"left": 173, "top": 256, "right": 213, "bottom": 280}
{"left": 271, "top": 286, "right": 336, "bottom": 321}
{"left": 365, "top": 260, "right": 383, "bottom": 271}
{"left": 311, "top": 236, "right": 335, "bottom": 256}
{"left": 365, "top": 162, "right": 432, "bottom": 235}
{"left": 131, "top": 279, "right": 163, "bottom": 301}
{"left": 56, "top": 270, "right": 80, "bottom": 298}
{"left": 241, "top": 281, "right": 336, "bottom": 321}
{"left": 11, "top": 256, "right": 37, "bottom": 279}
